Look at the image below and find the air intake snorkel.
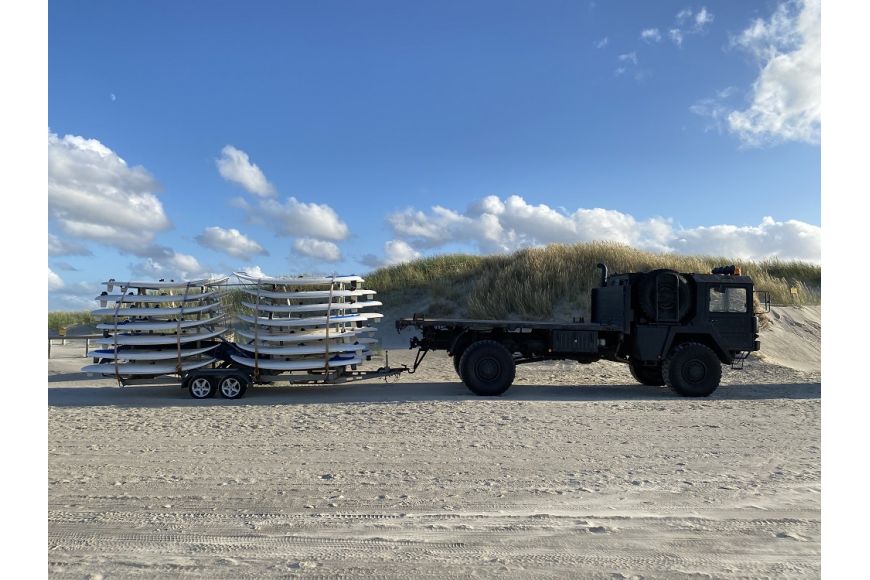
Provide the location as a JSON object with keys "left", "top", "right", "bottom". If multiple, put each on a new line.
{"left": 596, "top": 263, "right": 608, "bottom": 287}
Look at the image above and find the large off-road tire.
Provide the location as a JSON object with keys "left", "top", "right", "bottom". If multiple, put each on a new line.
{"left": 452, "top": 353, "right": 463, "bottom": 379}
{"left": 638, "top": 269, "right": 691, "bottom": 322}
{"left": 458, "top": 340, "right": 516, "bottom": 396}
{"left": 663, "top": 343, "right": 722, "bottom": 397}
{"left": 218, "top": 374, "right": 249, "bottom": 399}
{"left": 629, "top": 361, "right": 665, "bottom": 386}
{"left": 187, "top": 376, "right": 216, "bottom": 399}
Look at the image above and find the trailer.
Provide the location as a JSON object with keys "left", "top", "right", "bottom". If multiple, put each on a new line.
{"left": 397, "top": 264, "right": 766, "bottom": 397}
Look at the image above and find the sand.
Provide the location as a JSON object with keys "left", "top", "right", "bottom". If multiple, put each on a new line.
{"left": 48, "top": 307, "right": 821, "bottom": 578}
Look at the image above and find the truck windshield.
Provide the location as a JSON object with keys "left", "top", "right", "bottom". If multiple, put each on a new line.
{"left": 709, "top": 287, "right": 747, "bottom": 313}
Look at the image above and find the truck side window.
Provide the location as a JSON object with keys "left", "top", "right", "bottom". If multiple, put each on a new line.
{"left": 709, "top": 287, "right": 747, "bottom": 313}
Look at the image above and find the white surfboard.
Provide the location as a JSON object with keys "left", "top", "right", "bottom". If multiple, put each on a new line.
{"left": 239, "top": 312, "right": 382, "bottom": 328}
{"left": 96, "top": 291, "right": 220, "bottom": 305}
{"left": 96, "top": 315, "right": 224, "bottom": 332}
{"left": 233, "top": 327, "right": 375, "bottom": 343}
{"left": 235, "top": 272, "right": 364, "bottom": 286}
{"left": 240, "top": 300, "right": 383, "bottom": 314}
{"left": 241, "top": 288, "right": 376, "bottom": 300}
{"left": 103, "top": 277, "right": 228, "bottom": 291}
{"left": 87, "top": 344, "right": 220, "bottom": 361}
{"left": 91, "top": 302, "right": 220, "bottom": 316}
{"left": 234, "top": 339, "right": 376, "bottom": 356}
{"left": 93, "top": 327, "right": 228, "bottom": 346}
{"left": 229, "top": 354, "right": 362, "bottom": 371}
{"left": 82, "top": 357, "right": 216, "bottom": 376}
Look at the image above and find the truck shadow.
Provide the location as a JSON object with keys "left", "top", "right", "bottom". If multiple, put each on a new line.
{"left": 48, "top": 381, "right": 820, "bottom": 408}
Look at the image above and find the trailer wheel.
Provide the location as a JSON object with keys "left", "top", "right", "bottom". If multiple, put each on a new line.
{"left": 663, "top": 343, "right": 721, "bottom": 397}
{"left": 629, "top": 361, "right": 665, "bottom": 386}
{"left": 459, "top": 340, "right": 515, "bottom": 396}
{"left": 188, "top": 376, "right": 216, "bottom": 399}
{"left": 218, "top": 375, "right": 248, "bottom": 399}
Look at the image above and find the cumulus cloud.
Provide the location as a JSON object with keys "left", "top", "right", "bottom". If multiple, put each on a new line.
{"left": 216, "top": 145, "right": 276, "bottom": 197}
{"left": 195, "top": 226, "right": 268, "bottom": 260}
{"left": 727, "top": 0, "right": 820, "bottom": 146}
{"left": 129, "top": 245, "right": 210, "bottom": 281}
{"left": 48, "top": 267, "right": 64, "bottom": 291}
{"left": 618, "top": 52, "right": 638, "bottom": 65}
{"left": 640, "top": 28, "right": 662, "bottom": 43}
{"left": 235, "top": 196, "right": 350, "bottom": 241}
{"left": 48, "top": 233, "right": 91, "bottom": 256}
{"left": 236, "top": 265, "right": 269, "bottom": 279}
{"left": 387, "top": 195, "right": 820, "bottom": 263}
{"left": 594, "top": 37, "right": 609, "bottom": 49}
{"left": 361, "top": 240, "right": 423, "bottom": 268}
{"left": 48, "top": 131, "right": 171, "bottom": 251}
{"left": 292, "top": 238, "right": 342, "bottom": 262}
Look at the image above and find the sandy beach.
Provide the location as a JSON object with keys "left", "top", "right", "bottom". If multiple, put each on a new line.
{"left": 48, "top": 307, "right": 821, "bottom": 578}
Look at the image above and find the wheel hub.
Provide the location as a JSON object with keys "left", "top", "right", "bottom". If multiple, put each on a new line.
{"left": 476, "top": 357, "right": 500, "bottom": 381}
{"left": 684, "top": 360, "right": 707, "bottom": 383}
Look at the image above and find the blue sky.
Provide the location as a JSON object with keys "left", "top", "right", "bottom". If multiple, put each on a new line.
{"left": 48, "top": 0, "right": 821, "bottom": 309}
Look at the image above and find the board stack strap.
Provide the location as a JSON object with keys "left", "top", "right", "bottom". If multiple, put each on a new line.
{"left": 230, "top": 272, "right": 383, "bottom": 373}
{"left": 82, "top": 277, "right": 229, "bottom": 377}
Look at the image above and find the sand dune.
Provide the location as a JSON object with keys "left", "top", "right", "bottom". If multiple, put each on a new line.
{"left": 48, "top": 307, "right": 820, "bottom": 578}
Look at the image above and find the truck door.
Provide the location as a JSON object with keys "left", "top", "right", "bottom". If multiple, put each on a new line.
{"left": 707, "top": 285, "right": 754, "bottom": 352}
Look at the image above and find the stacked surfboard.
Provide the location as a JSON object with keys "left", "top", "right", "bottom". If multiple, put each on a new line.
{"left": 82, "top": 277, "right": 229, "bottom": 377}
{"left": 230, "top": 272, "right": 383, "bottom": 373}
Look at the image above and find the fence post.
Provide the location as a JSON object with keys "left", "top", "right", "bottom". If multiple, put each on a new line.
{"left": 85, "top": 338, "right": 89, "bottom": 357}
{"left": 48, "top": 339, "right": 51, "bottom": 359}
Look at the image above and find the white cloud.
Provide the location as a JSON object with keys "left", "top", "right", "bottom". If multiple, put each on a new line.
{"left": 195, "top": 226, "right": 268, "bottom": 260}
{"left": 695, "top": 7, "right": 714, "bottom": 28}
{"left": 727, "top": 0, "right": 820, "bottom": 146}
{"left": 129, "top": 246, "right": 210, "bottom": 281}
{"left": 236, "top": 265, "right": 269, "bottom": 279}
{"left": 673, "top": 216, "right": 821, "bottom": 262}
{"left": 48, "top": 267, "right": 64, "bottom": 291}
{"left": 668, "top": 6, "right": 714, "bottom": 47}
{"left": 48, "top": 131, "right": 171, "bottom": 251}
{"left": 618, "top": 52, "right": 638, "bottom": 65}
{"left": 292, "top": 238, "right": 342, "bottom": 262}
{"left": 48, "top": 233, "right": 91, "bottom": 256}
{"left": 237, "top": 196, "right": 350, "bottom": 241}
{"left": 360, "top": 240, "right": 422, "bottom": 269}
{"left": 216, "top": 145, "right": 276, "bottom": 197}
{"left": 594, "top": 37, "right": 609, "bottom": 49}
{"left": 387, "top": 195, "right": 820, "bottom": 263}
{"left": 640, "top": 28, "right": 662, "bottom": 43}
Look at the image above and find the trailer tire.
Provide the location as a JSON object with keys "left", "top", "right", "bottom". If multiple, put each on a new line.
{"left": 188, "top": 376, "right": 216, "bottom": 399}
{"left": 663, "top": 342, "right": 721, "bottom": 397}
{"left": 458, "top": 340, "right": 515, "bottom": 396}
{"left": 629, "top": 361, "right": 665, "bottom": 386}
{"left": 218, "top": 375, "right": 248, "bottom": 399}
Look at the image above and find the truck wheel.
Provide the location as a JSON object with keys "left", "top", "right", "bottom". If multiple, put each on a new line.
{"left": 458, "top": 340, "right": 515, "bottom": 396}
{"left": 218, "top": 375, "right": 248, "bottom": 399}
{"left": 188, "top": 376, "right": 216, "bottom": 399}
{"left": 663, "top": 343, "right": 721, "bottom": 397}
{"left": 629, "top": 362, "right": 665, "bottom": 386}
{"left": 452, "top": 352, "right": 465, "bottom": 380}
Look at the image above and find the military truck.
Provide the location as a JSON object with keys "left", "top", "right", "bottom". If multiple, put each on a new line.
{"left": 396, "top": 264, "right": 765, "bottom": 397}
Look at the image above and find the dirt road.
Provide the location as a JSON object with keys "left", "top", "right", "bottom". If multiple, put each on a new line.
{"left": 48, "top": 338, "right": 820, "bottom": 579}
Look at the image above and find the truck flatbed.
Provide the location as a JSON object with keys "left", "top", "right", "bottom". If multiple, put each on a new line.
{"left": 397, "top": 315, "right": 621, "bottom": 333}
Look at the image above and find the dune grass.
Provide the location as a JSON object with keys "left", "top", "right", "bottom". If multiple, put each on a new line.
{"left": 365, "top": 242, "right": 821, "bottom": 320}
{"left": 48, "top": 243, "right": 821, "bottom": 328}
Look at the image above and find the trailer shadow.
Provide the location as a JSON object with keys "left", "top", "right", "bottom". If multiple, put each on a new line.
{"left": 48, "top": 380, "right": 820, "bottom": 408}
